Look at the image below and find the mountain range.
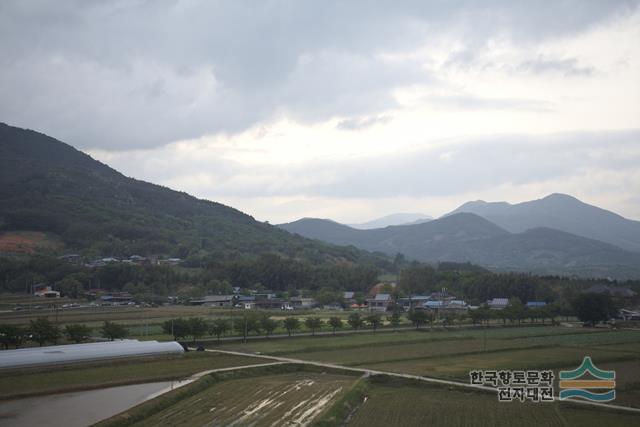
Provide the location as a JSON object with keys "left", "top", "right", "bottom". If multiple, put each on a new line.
{"left": 279, "top": 195, "right": 640, "bottom": 279}
{"left": 448, "top": 194, "right": 640, "bottom": 252}
{"left": 0, "top": 122, "right": 385, "bottom": 266}
{"left": 348, "top": 213, "right": 432, "bottom": 229}
{"left": 2, "top": 121, "right": 640, "bottom": 279}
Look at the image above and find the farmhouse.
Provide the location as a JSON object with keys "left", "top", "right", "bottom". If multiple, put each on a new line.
{"left": 290, "top": 297, "right": 317, "bottom": 309}
{"left": 34, "top": 285, "right": 60, "bottom": 298}
{"left": 584, "top": 284, "right": 637, "bottom": 298}
{"left": 190, "top": 295, "right": 234, "bottom": 307}
{"left": 487, "top": 298, "right": 509, "bottom": 310}
{"left": 367, "top": 293, "right": 393, "bottom": 312}
{"left": 526, "top": 301, "right": 546, "bottom": 308}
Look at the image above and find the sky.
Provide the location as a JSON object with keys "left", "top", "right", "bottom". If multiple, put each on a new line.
{"left": 1, "top": 0, "right": 639, "bottom": 223}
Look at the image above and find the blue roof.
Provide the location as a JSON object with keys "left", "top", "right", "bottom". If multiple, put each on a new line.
{"left": 526, "top": 301, "right": 546, "bottom": 307}
{"left": 424, "top": 301, "right": 443, "bottom": 308}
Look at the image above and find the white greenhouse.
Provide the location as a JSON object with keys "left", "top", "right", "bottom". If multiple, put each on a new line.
{"left": 0, "top": 340, "right": 184, "bottom": 370}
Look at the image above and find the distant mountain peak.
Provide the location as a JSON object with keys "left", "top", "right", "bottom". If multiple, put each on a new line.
{"left": 447, "top": 193, "right": 640, "bottom": 252}
{"left": 348, "top": 212, "right": 432, "bottom": 229}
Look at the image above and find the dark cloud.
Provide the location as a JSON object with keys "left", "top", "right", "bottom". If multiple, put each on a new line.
{"left": 0, "top": 0, "right": 636, "bottom": 149}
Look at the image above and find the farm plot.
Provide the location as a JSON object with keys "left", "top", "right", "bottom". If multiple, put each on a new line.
{"left": 267, "top": 330, "right": 639, "bottom": 368}
{"left": 361, "top": 345, "right": 637, "bottom": 380}
{"left": 343, "top": 376, "right": 640, "bottom": 427}
{"left": 126, "top": 371, "right": 355, "bottom": 427}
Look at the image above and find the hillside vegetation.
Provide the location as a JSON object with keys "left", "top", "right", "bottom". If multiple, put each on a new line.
{"left": 0, "top": 123, "right": 387, "bottom": 268}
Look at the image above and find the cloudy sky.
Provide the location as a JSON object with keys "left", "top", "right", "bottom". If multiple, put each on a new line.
{"left": 2, "top": 1, "right": 639, "bottom": 223}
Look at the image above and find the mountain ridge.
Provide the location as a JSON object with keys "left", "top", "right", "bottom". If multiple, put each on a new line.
{"left": 447, "top": 193, "right": 640, "bottom": 252}
{"left": 279, "top": 212, "right": 640, "bottom": 279}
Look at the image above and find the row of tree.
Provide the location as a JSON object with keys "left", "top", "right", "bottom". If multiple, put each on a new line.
{"left": 161, "top": 312, "right": 399, "bottom": 344}
{"left": 0, "top": 318, "right": 128, "bottom": 349}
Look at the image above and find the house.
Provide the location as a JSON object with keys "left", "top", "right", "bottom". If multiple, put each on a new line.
{"left": 289, "top": 297, "right": 317, "bottom": 309}
{"left": 447, "top": 300, "right": 469, "bottom": 312}
{"left": 423, "top": 300, "right": 443, "bottom": 311}
{"left": 59, "top": 254, "right": 81, "bottom": 264}
{"left": 584, "top": 285, "right": 637, "bottom": 298}
{"left": 158, "top": 258, "right": 182, "bottom": 266}
{"left": 399, "top": 295, "right": 431, "bottom": 310}
{"left": 99, "top": 292, "right": 133, "bottom": 305}
{"left": 254, "top": 298, "right": 284, "bottom": 309}
{"left": 367, "top": 293, "right": 393, "bottom": 312}
{"left": 190, "top": 295, "right": 234, "bottom": 307}
{"left": 128, "top": 255, "right": 149, "bottom": 265}
{"left": 34, "top": 285, "right": 60, "bottom": 298}
{"left": 619, "top": 308, "right": 640, "bottom": 321}
{"left": 487, "top": 298, "right": 509, "bottom": 310}
{"left": 526, "top": 301, "right": 547, "bottom": 309}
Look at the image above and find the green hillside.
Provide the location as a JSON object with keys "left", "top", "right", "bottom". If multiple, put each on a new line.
{"left": 0, "top": 123, "right": 388, "bottom": 267}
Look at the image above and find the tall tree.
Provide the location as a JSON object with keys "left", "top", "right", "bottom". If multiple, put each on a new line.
{"left": 366, "top": 313, "right": 383, "bottom": 333}
{"left": 187, "top": 317, "right": 209, "bottom": 344}
{"left": 64, "top": 324, "right": 92, "bottom": 343}
{"left": 260, "top": 316, "right": 279, "bottom": 338}
{"left": 328, "top": 317, "right": 343, "bottom": 335}
{"left": 101, "top": 321, "right": 128, "bottom": 341}
{"left": 388, "top": 309, "right": 402, "bottom": 331}
{"left": 572, "top": 293, "right": 616, "bottom": 326}
{"left": 347, "top": 312, "right": 364, "bottom": 331}
{"left": 304, "top": 317, "right": 324, "bottom": 336}
{"left": 29, "top": 317, "right": 60, "bottom": 346}
{"left": 209, "top": 318, "right": 231, "bottom": 343}
{"left": 0, "top": 324, "right": 25, "bottom": 349}
{"left": 283, "top": 317, "right": 300, "bottom": 337}
{"left": 407, "top": 310, "right": 427, "bottom": 329}
{"left": 162, "top": 318, "right": 190, "bottom": 341}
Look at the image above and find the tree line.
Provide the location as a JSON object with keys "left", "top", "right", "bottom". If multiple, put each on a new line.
{"left": 0, "top": 318, "right": 128, "bottom": 349}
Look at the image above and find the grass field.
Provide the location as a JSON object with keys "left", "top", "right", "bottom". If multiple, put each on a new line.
{"left": 0, "top": 351, "right": 260, "bottom": 400}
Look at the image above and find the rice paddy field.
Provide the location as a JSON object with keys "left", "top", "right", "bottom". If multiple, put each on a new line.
{"left": 0, "top": 352, "right": 260, "bottom": 400}
{"left": 343, "top": 376, "right": 640, "bottom": 427}
{"left": 214, "top": 325, "right": 640, "bottom": 409}
{"left": 3, "top": 322, "right": 639, "bottom": 425}
{"left": 121, "top": 371, "right": 355, "bottom": 427}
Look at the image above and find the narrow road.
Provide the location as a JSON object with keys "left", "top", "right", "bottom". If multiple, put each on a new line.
{"left": 200, "top": 348, "right": 640, "bottom": 415}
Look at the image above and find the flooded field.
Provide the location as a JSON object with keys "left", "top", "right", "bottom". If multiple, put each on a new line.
{"left": 0, "top": 381, "right": 181, "bottom": 427}
{"left": 130, "top": 372, "right": 355, "bottom": 427}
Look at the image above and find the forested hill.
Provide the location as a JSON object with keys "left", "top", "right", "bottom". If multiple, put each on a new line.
{"left": 0, "top": 123, "right": 388, "bottom": 267}
{"left": 279, "top": 214, "right": 640, "bottom": 279}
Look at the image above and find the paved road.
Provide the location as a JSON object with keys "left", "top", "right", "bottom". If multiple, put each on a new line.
{"left": 198, "top": 348, "right": 640, "bottom": 415}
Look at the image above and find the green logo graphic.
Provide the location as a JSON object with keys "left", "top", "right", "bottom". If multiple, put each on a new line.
{"left": 559, "top": 356, "right": 615, "bottom": 402}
